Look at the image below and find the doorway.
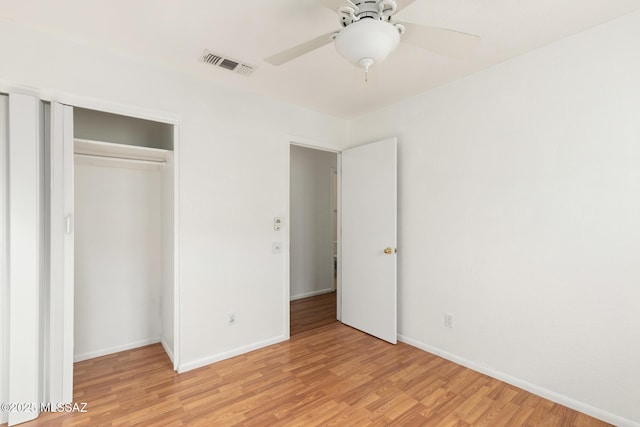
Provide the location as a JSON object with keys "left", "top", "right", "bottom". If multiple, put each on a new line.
{"left": 71, "top": 107, "right": 176, "bottom": 364}
{"left": 289, "top": 144, "right": 338, "bottom": 336}
{"left": 47, "top": 103, "right": 180, "bottom": 406}
{"left": 1, "top": 95, "right": 181, "bottom": 423}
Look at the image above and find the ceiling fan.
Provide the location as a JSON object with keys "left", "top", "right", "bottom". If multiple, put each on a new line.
{"left": 265, "top": 0, "right": 480, "bottom": 81}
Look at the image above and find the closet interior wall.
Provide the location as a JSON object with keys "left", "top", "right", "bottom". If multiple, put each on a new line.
{"left": 73, "top": 108, "right": 174, "bottom": 363}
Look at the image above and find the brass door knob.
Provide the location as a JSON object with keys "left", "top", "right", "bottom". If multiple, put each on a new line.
{"left": 384, "top": 247, "right": 393, "bottom": 254}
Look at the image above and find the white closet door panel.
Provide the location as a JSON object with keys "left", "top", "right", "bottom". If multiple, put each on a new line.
{"left": 49, "top": 102, "right": 74, "bottom": 405}
{"left": 7, "top": 93, "right": 41, "bottom": 425}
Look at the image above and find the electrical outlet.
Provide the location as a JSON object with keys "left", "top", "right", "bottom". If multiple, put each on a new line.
{"left": 228, "top": 312, "right": 237, "bottom": 326}
{"left": 445, "top": 312, "right": 454, "bottom": 328}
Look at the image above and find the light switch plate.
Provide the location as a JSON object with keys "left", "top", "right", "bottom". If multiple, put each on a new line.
{"left": 274, "top": 216, "right": 283, "bottom": 231}
{"left": 272, "top": 241, "right": 282, "bottom": 254}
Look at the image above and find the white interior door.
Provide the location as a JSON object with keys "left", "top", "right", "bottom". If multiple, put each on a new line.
{"left": 341, "top": 138, "right": 397, "bottom": 344}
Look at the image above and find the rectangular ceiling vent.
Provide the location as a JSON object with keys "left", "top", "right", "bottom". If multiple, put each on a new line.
{"left": 200, "top": 50, "right": 256, "bottom": 76}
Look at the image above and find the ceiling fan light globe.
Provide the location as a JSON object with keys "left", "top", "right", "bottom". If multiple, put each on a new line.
{"left": 334, "top": 19, "right": 400, "bottom": 68}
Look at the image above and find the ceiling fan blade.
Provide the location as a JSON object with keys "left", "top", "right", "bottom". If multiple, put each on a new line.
{"left": 265, "top": 31, "right": 336, "bottom": 66}
{"left": 398, "top": 21, "right": 480, "bottom": 57}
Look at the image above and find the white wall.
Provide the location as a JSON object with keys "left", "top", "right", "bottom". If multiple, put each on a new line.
{"left": 74, "top": 160, "right": 163, "bottom": 361}
{"left": 0, "top": 19, "right": 348, "bottom": 371}
{"left": 290, "top": 145, "right": 337, "bottom": 300}
{"left": 350, "top": 10, "right": 640, "bottom": 427}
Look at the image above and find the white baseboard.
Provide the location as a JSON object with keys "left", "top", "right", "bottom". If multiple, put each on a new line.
{"left": 73, "top": 337, "right": 161, "bottom": 362}
{"left": 178, "top": 335, "right": 287, "bottom": 373}
{"left": 398, "top": 334, "right": 639, "bottom": 427}
{"left": 160, "top": 337, "right": 174, "bottom": 366}
{"left": 290, "top": 288, "right": 334, "bottom": 301}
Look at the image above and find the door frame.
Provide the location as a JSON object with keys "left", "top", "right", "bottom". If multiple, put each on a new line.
{"left": 286, "top": 138, "right": 342, "bottom": 339}
{"left": 329, "top": 166, "right": 338, "bottom": 293}
{"left": 69, "top": 100, "right": 181, "bottom": 371}
{"left": 45, "top": 95, "right": 182, "bottom": 388}
{"left": 0, "top": 83, "right": 183, "bottom": 420}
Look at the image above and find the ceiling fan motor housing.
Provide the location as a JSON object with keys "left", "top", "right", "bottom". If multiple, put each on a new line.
{"left": 339, "top": 0, "right": 397, "bottom": 27}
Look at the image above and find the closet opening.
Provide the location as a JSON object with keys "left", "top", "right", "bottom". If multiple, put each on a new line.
{"left": 72, "top": 107, "right": 176, "bottom": 368}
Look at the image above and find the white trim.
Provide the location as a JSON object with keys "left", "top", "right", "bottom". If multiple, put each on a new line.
{"left": 40, "top": 102, "right": 51, "bottom": 406}
{"left": 178, "top": 335, "right": 287, "bottom": 373}
{"left": 0, "top": 80, "right": 180, "bottom": 125}
{"left": 73, "top": 338, "right": 161, "bottom": 363}
{"left": 335, "top": 154, "right": 342, "bottom": 322}
{"left": 329, "top": 167, "right": 337, "bottom": 293}
{"left": 160, "top": 337, "right": 174, "bottom": 365}
{"left": 286, "top": 135, "right": 342, "bottom": 154}
{"left": 398, "top": 334, "right": 640, "bottom": 427}
{"left": 290, "top": 288, "right": 335, "bottom": 301}
{"left": 172, "top": 123, "right": 181, "bottom": 372}
{"left": 283, "top": 142, "right": 291, "bottom": 341}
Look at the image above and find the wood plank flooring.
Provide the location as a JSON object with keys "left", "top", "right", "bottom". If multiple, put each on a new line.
{"left": 19, "top": 322, "right": 610, "bottom": 426}
{"left": 290, "top": 291, "right": 337, "bottom": 336}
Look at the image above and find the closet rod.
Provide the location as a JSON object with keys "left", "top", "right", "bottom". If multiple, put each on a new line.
{"left": 74, "top": 153, "right": 166, "bottom": 166}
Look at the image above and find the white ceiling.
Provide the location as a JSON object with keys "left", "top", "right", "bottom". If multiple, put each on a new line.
{"left": 2, "top": 0, "right": 640, "bottom": 119}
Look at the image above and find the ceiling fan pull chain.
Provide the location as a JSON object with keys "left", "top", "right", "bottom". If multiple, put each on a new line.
{"left": 359, "top": 58, "right": 374, "bottom": 83}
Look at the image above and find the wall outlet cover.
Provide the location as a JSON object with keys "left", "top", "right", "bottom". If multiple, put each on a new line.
{"left": 445, "top": 312, "right": 454, "bottom": 328}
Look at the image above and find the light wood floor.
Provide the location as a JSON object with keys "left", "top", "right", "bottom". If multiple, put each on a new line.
{"left": 19, "top": 322, "right": 610, "bottom": 426}
{"left": 290, "top": 291, "right": 337, "bottom": 336}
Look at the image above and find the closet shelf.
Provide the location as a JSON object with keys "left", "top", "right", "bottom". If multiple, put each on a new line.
{"left": 74, "top": 138, "right": 171, "bottom": 168}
